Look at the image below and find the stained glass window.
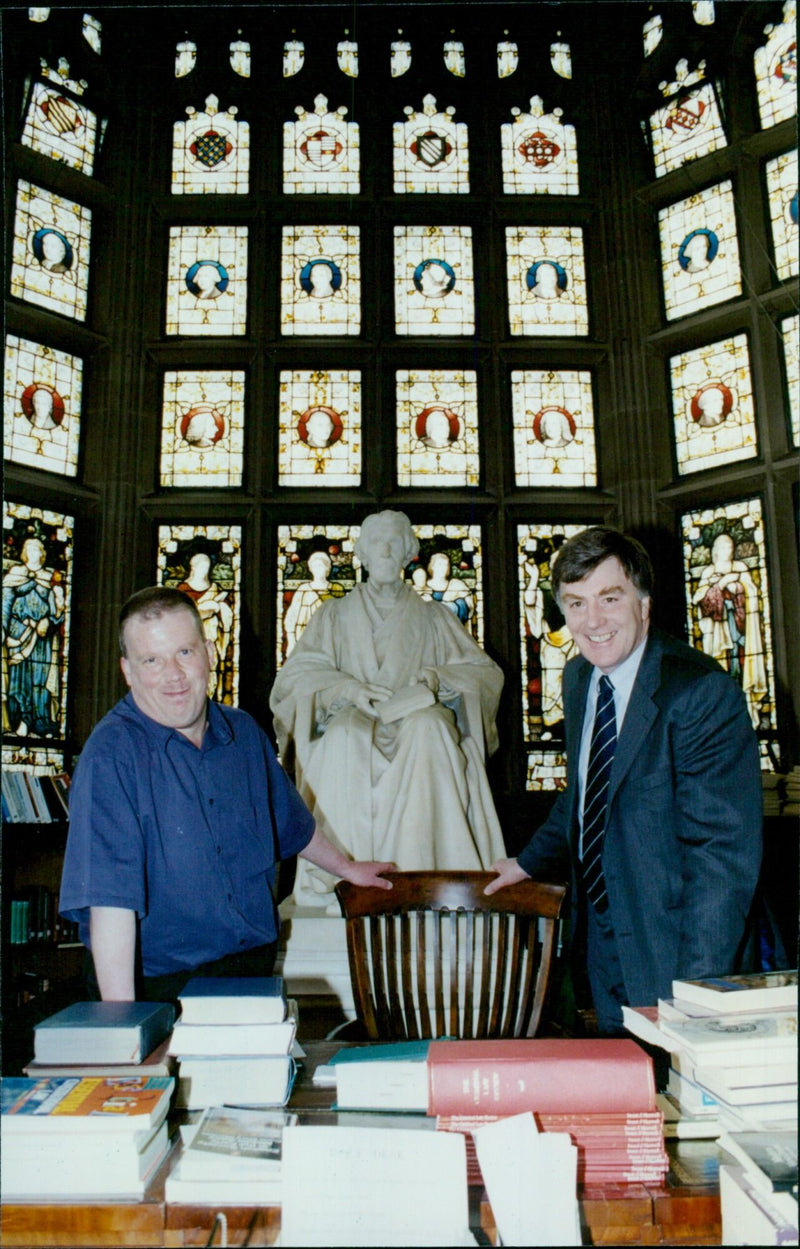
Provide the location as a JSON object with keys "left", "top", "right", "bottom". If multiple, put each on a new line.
{"left": 643, "top": 15, "right": 663, "bottom": 57}
{"left": 396, "top": 369, "right": 480, "bottom": 488}
{"left": 693, "top": 2, "right": 715, "bottom": 25}
{"left": 782, "top": 315, "right": 800, "bottom": 446}
{"left": 157, "top": 524, "right": 241, "bottom": 705}
{"left": 658, "top": 181, "right": 741, "bottom": 321}
{"left": 501, "top": 96, "right": 579, "bottom": 195}
{"left": 159, "top": 369, "right": 245, "bottom": 488}
{"left": 444, "top": 40, "right": 466, "bottom": 77}
{"left": 391, "top": 37, "right": 411, "bottom": 77}
{"left": 283, "top": 40, "right": 304, "bottom": 77}
{"left": 171, "top": 96, "right": 249, "bottom": 195}
{"left": 506, "top": 225, "right": 588, "bottom": 336}
{"left": 337, "top": 37, "right": 358, "bottom": 77}
{"left": 165, "top": 226, "right": 248, "bottom": 336}
{"left": 10, "top": 182, "right": 91, "bottom": 322}
{"left": 280, "top": 225, "right": 361, "bottom": 336}
{"left": 394, "top": 226, "right": 474, "bottom": 335}
{"left": 682, "top": 499, "right": 778, "bottom": 757}
{"left": 283, "top": 95, "right": 360, "bottom": 195}
{"left": 550, "top": 40, "right": 572, "bottom": 79}
{"left": 647, "top": 62, "right": 727, "bottom": 178}
{"left": 766, "top": 149, "right": 798, "bottom": 281}
{"left": 21, "top": 79, "right": 99, "bottom": 175}
{"left": 29, "top": 10, "right": 50, "bottom": 22}
{"left": 2, "top": 500, "right": 73, "bottom": 772}
{"left": 278, "top": 370, "right": 361, "bottom": 486}
{"left": 497, "top": 39, "right": 518, "bottom": 77}
{"left": 669, "top": 335, "right": 758, "bottom": 476}
{"left": 393, "top": 95, "right": 469, "bottom": 194}
{"left": 175, "top": 40, "right": 196, "bottom": 78}
{"left": 517, "top": 522, "right": 586, "bottom": 789}
{"left": 754, "top": 0, "right": 797, "bottom": 130}
{"left": 4, "top": 335, "right": 82, "bottom": 478}
{"left": 406, "top": 524, "right": 486, "bottom": 644}
{"left": 230, "top": 37, "right": 250, "bottom": 78}
{"left": 82, "top": 13, "right": 101, "bottom": 53}
{"left": 277, "top": 523, "right": 361, "bottom": 664}
{"left": 511, "top": 370, "right": 597, "bottom": 487}
{"left": 40, "top": 57, "right": 84, "bottom": 93}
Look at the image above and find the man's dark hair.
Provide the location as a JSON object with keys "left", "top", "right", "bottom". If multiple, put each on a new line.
{"left": 118, "top": 585, "right": 204, "bottom": 657}
{"left": 551, "top": 526, "right": 654, "bottom": 604}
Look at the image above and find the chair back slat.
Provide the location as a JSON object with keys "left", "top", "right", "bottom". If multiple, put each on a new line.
{"left": 336, "top": 871, "right": 567, "bottom": 1041}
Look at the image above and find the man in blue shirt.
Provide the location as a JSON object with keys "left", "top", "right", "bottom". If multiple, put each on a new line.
{"left": 60, "top": 586, "right": 394, "bottom": 1001}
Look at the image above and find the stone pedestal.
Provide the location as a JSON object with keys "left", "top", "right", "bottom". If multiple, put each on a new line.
{"left": 275, "top": 899, "right": 355, "bottom": 1016}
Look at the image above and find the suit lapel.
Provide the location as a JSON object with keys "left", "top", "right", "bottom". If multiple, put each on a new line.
{"left": 607, "top": 632, "right": 662, "bottom": 807}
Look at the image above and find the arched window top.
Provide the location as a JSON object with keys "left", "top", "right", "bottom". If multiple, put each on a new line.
{"left": 28, "top": 8, "right": 49, "bottom": 22}
{"left": 497, "top": 36, "right": 518, "bottom": 78}
{"left": 175, "top": 39, "right": 196, "bottom": 79}
{"left": 692, "top": 2, "right": 715, "bottom": 25}
{"left": 82, "top": 13, "right": 101, "bottom": 54}
{"left": 284, "top": 38, "right": 304, "bottom": 77}
{"left": 230, "top": 36, "right": 250, "bottom": 78}
{"left": 550, "top": 38, "right": 572, "bottom": 80}
{"left": 391, "top": 36, "right": 411, "bottom": 77}
{"left": 754, "top": 0, "right": 797, "bottom": 129}
{"left": 643, "top": 14, "right": 663, "bottom": 57}
{"left": 444, "top": 38, "right": 466, "bottom": 77}
{"left": 337, "top": 34, "right": 358, "bottom": 77}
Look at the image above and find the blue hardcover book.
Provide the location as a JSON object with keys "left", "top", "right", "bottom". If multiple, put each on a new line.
{"left": 178, "top": 976, "right": 287, "bottom": 1025}
{"left": 33, "top": 1001, "right": 176, "bottom": 1065}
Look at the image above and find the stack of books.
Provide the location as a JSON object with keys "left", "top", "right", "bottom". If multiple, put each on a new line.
{"left": 1, "top": 771, "right": 69, "bottom": 823}
{"left": 168, "top": 976, "right": 297, "bottom": 1109}
{"left": 165, "top": 1104, "right": 290, "bottom": 1205}
{"left": 23, "top": 1000, "right": 177, "bottom": 1081}
{"left": 718, "top": 1130, "right": 798, "bottom": 1246}
{"left": 622, "top": 971, "right": 798, "bottom": 1137}
{"left": 332, "top": 1036, "right": 670, "bottom": 1187}
{"left": 1, "top": 1073, "right": 173, "bottom": 1200}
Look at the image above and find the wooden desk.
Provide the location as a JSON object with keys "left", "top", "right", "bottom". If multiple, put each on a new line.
{"left": 3, "top": 1041, "right": 722, "bottom": 1247}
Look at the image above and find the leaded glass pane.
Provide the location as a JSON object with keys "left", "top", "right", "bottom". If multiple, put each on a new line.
{"left": 648, "top": 64, "right": 727, "bottom": 178}
{"left": 29, "top": 10, "right": 50, "bottom": 22}
{"left": 157, "top": 524, "right": 241, "bottom": 705}
{"left": 511, "top": 369, "right": 597, "bottom": 487}
{"left": 171, "top": 96, "right": 249, "bottom": 195}
{"left": 781, "top": 315, "right": 800, "bottom": 446}
{"left": 283, "top": 95, "right": 360, "bottom": 195}
{"left": 2, "top": 500, "right": 73, "bottom": 772}
{"left": 4, "top": 335, "right": 82, "bottom": 478}
{"left": 393, "top": 95, "right": 469, "bottom": 194}
{"left": 337, "top": 38, "right": 358, "bottom": 77}
{"left": 766, "top": 149, "right": 798, "bottom": 281}
{"left": 693, "top": 2, "right": 715, "bottom": 25}
{"left": 643, "top": 15, "right": 663, "bottom": 56}
{"left": 682, "top": 499, "right": 778, "bottom": 754}
{"left": 175, "top": 40, "right": 196, "bottom": 78}
{"left": 396, "top": 369, "right": 480, "bottom": 488}
{"left": 550, "top": 40, "right": 572, "bottom": 79}
{"left": 497, "top": 40, "right": 518, "bottom": 77}
{"left": 278, "top": 370, "right": 362, "bottom": 486}
{"left": 444, "top": 40, "right": 466, "bottom": 77}
{"left": 280, "top": 225, "right": 361, "bottom": 336}
{"left": 391, "top": 38, "right": 411, "bottom": 77}
{"left": 501, "top": 97, "right": 579, "bottom": 196}
{"left": 230, "top": 38, "right": 250, "bottom": 77}
{"left": 754, "top": 1, "right": 797, "bottom": 130}
{"left": 394, "top": 226, "right": 474, "bottom": 335}
{"left": 82, "top": 13, "right": 101, "bottom": 53}
{"left": 506, "top": 225, "right": 588, "bottom": 336}
{"left": 283, "top": 40, "right": 304, "bottom": 77}
{"left": 408, "top": 524, "right": 486, "bottom": 645}
{"left": 10, "top": 182, "right": 91, "bottom": 322}
{"left": 159, "top": 370, "right": 245, "bottom": 488}
{"left": 21, "top": 80, "right": 99, "bottom": 174}
{"left": 165, "top": 226, "right": 248, "bottom": 336}
{"left": 658, "top": 181, "right": 741, "bottom": 321}
{"left": 669, "top": 335, "right": 758, "bottom": 476}
{"left": 277, "top": 524, "right": 361, "bottom": 664}
{"left": 517, "top": 522, "right": 586, "bottom": 790}
{"left": 41, "top": 57, "right": 85, "bottom": 94}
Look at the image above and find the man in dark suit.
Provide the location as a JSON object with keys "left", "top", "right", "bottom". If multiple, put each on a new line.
{"left": 486, "top": 526, "right": 763, "bottom": 1035}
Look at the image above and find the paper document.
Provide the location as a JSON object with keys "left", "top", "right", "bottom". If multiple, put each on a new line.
{"left": 280, "top": 1123, "right": 476, "bottom": 1247}
{"left": 473, "top": 1113, "right": 581, "bottom": 1247}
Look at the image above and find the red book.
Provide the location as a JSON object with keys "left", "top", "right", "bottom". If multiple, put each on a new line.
{"left": 427, "top": 1038, "right": 656, "bottom": 1117}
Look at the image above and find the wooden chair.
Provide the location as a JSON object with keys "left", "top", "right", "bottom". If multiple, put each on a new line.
{"left": 335, "top": 871, "right": 567, "bottom": 1041}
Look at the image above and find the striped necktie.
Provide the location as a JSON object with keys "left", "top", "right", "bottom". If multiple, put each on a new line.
{"left": 581, "top": 674, "right": 617, "bottom": 914}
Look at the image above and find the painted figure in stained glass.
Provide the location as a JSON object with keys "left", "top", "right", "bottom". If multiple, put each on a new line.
{"left": 282, "top": 226, "right": 360, "bottom": 335}
{"left": 506, "top": 226, "right": 588, "bottom": 336}
{"left": 181, "top": 402, "right": 224, "bottom": 448}
{"left": 283, "top": 549, "right": 345, "bottom": 657}
{"left": 414, "top": 258, "right": 455, "bottom": 299}
{"left": 396, "top": 369, "right": 479, "bottom": 486}
{"left": 754, "top": 1, "right": 797, "bottom": 128}
{"left": 300, "top": 258, "right": 341, "bottom": 298}
{"left": 527, "top": 259, "right": 567, "bottom": 298}
{"left": 678, "top": 228, "right": 718, "bottom": 272}
{"left": 692, "top": 382, "right": 732, "bottom": 428}
{"left": 5, "top": 337, "right": 82, "bottom": 478}
{"left": 167, "top": 227, "right": 247, "bottom": 336}
{"left": 3, "top": 531, "right": 65, "bottom": 739}
{"left": 394, "top": 226, "right": 474, "bottom": 335}
{"left": 669, "top": 335, "right": 757, "bottom": 476}
{"left": 658, "top": 182, "right": 741, "bottom": 321}
{"left": 22, "top": 383, "right": 64, "bottom": 431}
{"left": 271, "top": 510, "right": 505, "bottom": 908}
{"left": 161, "top": 538, "right": 237, "bottom": 704}
{"left": 511, "top": 370, "right": 596, "bottom": 487}
{"left": 419, "top": 551, "right": 473, "bottom": 626}
{"left": 521, "top": 534, "right": 577, "bottom": 744}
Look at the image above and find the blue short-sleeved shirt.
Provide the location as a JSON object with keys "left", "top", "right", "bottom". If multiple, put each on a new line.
{"left": 59, "top": 694, "right": 315, "bottom": 976}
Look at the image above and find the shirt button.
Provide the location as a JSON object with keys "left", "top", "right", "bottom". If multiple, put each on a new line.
{"left": 228, "top": 893, "right": 232, "bottom": 902}
{"left": 209, "top": 798, "right": 214, "bottom": 806}
{"left": 216, "top": 846, "right": 222, "bottom": 855}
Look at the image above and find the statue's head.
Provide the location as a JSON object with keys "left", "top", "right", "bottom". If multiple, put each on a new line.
{"left": 355, "top": 510, "right": 419, "bottom": 574}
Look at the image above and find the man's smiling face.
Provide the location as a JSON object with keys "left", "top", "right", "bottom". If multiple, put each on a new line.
{"left": 559, "top": 555, "right": 651, "bottom": 674}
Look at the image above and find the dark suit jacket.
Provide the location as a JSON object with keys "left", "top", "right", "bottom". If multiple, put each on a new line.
{"left": 517, "top": 628, "right": 763, "bottom": 1006}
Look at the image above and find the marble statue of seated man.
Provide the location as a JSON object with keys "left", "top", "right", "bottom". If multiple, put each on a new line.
{"left": 270, "top": 509, "right": 507, "bottom": 908}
